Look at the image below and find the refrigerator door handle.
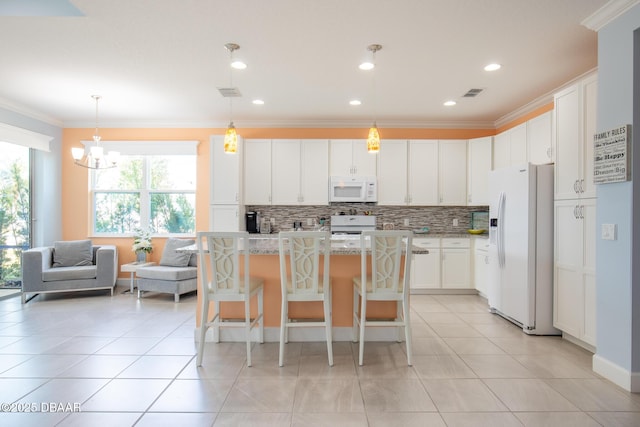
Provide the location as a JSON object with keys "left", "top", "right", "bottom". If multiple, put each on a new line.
{"left": 497, "top": 191, "right": 506, "bottom": 268}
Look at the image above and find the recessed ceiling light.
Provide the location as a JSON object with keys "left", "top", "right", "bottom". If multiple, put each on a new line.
{"left": 349, "top": 100, "right": 362, "bottom": 106}
{"left": 231, "top": 60, "right": 247, "bottom": 70}
{"left": 484, "top": 63, "right": 501, "bottom": 71}
{"left": 359, "top": 62, "right": 374, "bottom": 71}
{"left": 444, "top": 100, "right": 457, "bottom": 106}
{"left": 252, "top": 99, "right": 264, "bottom": 105}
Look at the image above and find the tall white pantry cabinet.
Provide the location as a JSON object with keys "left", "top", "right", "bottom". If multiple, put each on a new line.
{"left": 552, "top": 72, "right": 597, "bottom": 349}
{"left": 210, "top": 135, "right": 244, "bottom": 231}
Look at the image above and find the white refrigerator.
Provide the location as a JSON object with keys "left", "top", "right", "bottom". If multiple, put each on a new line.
{"left": 488, "top": 163, "right": 559, "bottom": 335}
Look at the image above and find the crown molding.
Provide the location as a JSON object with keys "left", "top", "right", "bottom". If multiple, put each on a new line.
{"left": 494, "top": 67, "right": 598, "bottom": 128}
{"left": 0, "top": 97, "right": 64, "bottom": 128}
{"left": 582, "top": 0, "right": 640, "bottom": 31}
{"left": 63, "top": 119, "right": 496, "bottom": 130}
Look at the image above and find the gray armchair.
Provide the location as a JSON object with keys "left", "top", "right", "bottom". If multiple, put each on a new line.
{"left": 21, "top": 241, "right": 118, "bottom": 303}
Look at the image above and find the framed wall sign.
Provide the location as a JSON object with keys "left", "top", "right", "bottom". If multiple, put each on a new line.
{"left": 593, "top": 124, "right": 631, "bottom": 184}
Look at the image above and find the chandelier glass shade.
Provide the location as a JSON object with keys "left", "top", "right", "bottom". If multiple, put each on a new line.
{"left": 71, "top": 95, "right": 119, "bottom": 169}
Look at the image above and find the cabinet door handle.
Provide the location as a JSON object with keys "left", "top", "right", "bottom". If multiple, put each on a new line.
{"left": 485, "top": 255, "right": 489, "bottom": 265}
{"left": 579, "top": 205, "right": 584, "bottom": 219}
{"left": 573, "top": 180, "right": 579, "bottom": 193}
{"left": 573, "top": 205, "right": 578, "bottom": 218}
{"left": 580, "top": 179, "right": 585, "bottom": 193}
{"left": 546, "top": 147, "right": 552, "bottom": 158}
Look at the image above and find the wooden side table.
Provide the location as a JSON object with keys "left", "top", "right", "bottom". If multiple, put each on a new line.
{"left": 121, "top": 261, "right": 156, "bottom": 294}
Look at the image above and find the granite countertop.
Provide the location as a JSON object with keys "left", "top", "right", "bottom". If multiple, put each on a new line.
{"left": 179, "top": 235, "right": 429, "bottom": 255}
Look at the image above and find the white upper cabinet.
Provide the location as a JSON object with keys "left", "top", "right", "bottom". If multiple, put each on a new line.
{"left": 493, "top": 123, "right": 527, "bottom": 169}
{"left": 493, "top": 132, "right": 510, "bottom": 170}
{"left": 377, "top": 140, "right": 408, "bottom": 205}
{"left": 300, "top": 139, "right": 329, "bottom": 205}
{"left": 554, "top": 73, "right": 597, "bottom": 200}
{"left": 409, "top": 140, "right": 439, "bottom": 205}
{"left": 527, "top": 110, "right": 553, "bottom": 165}
{"left": 271, "top": 139, "right": 301, "bottom": 205}
{"left": 510, "top": 123, "right": 528, "bottom": 165}
{"left": 378, "top": 139, "right": 464, "bottom": 206}
{"left": 439, "top": 140, "right": 467, "bottom": 205}
{"left": 330, "top": 139, "right": 377, "bottom": 176}
{"left": 582, "top": 74, "right": 597, "bottom": 199}
{"left": 467, "top": 136, "right": 492, "bottom": 206}
{"left": 244, "top": 139, "right": 272, "bottom": 205}
{"left": 249, "top": 139, "right": 329, "bottom": 206}
{"left": 210, "top": 135, "right": 243, "bottom": 205}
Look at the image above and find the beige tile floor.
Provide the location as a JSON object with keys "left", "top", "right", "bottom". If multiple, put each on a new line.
{"left": 0, "top": 289, "right": 639, "bottom": 426}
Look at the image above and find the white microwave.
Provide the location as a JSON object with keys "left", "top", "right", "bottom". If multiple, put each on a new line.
{"left": 329, "top": 176, "right": 377, "bottom": 203}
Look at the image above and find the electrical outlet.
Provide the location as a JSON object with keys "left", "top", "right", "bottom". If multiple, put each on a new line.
{"left": 307, "top": 218, "right": 314, "bottom": 226}
{"left": 403, "top": 218, "right": 410, "bottom": 226}
{"left": 270, "top": 217, "right": 275, "bottom": 225}
{"left": 602, "top": 223, "right": 617, "bottom": 240}
{"left": 453, "top": 218, "right": 459, "bottom": 227}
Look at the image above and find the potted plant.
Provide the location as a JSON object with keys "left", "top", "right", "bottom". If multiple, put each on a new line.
{"left": 132, "top": 229, "right": 153, "bottom": 263}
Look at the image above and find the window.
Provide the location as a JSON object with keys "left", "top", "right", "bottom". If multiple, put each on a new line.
{"left": 90, "top": 141, "right": 197, "bottom": 236}
{"left": 0, "top": 141, "right": 30, "bottom": 287}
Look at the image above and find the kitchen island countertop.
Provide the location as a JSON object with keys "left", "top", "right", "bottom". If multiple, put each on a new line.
{"left": 180, "top": 234, "right": 429, "bottom": 255}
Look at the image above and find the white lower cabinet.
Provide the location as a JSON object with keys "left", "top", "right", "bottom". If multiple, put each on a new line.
{"left": 441, "top": 238, "right": 471, "bottom": 289}
{"left": 473, "top": 238, "right": 490, "bottom": 297}
{"left": 210, "top": 205, "right": 244, "bottom": 232}
{"left": 411, "top": 237, "right": 471, "bottom": 291}
{"left": 411, "top": 239, "right": 440, "bottom": 289}
{"left": 553, "top": 198, "right": 596, "bottom": 347}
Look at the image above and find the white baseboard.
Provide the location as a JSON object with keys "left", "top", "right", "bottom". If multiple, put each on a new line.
{"left": 193, "top": 326, "right": 399, "bottom": 343}
{"left": 593, "top": 353, "right": 640, "bottom": 392}
{"left": 562, "top": 332, "right": 596, "bottom": 353}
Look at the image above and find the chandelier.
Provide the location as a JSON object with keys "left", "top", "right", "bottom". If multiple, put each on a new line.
{"left": 71, "top": 95, "right": 119, "bottom": 169}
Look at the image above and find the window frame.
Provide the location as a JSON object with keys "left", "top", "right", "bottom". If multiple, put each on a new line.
{"left": 88, "top": 140, "right": 198, "bottom": 238}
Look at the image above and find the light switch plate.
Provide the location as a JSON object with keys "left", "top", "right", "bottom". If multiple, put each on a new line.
{"left": 602, "top": 223, "right": 617, "bottom": 241}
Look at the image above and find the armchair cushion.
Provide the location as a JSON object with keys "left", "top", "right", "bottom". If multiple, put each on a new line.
{"left": 43, "top": 265, "right": 97, "bottom": 281}
{"left": 136, "top": 265, "right": 196, "bottom": 281}
{"left": 52, "top": 239, "right": 93, "bottom": 267}
{"left": 159, "top": 238, "right": 195, "bottom": 267}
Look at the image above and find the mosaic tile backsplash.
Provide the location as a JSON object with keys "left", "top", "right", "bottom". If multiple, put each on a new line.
{"left": 246, "top": 204, "right": 489, "bottom": 234}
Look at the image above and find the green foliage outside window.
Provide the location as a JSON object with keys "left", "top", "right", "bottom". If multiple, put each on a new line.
{"left": 93, "top": 155, "right": 195, "bottom": 235}
{"left": 0, "top": 144, "right": 29, "bottom": 287}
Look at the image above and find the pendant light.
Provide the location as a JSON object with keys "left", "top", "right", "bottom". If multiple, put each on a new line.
{"left": 223, "top": 43, "right": 240, "bottom": 154}
{"left": 364, "top": 44, "right": 382, "bottom": 153}
{"left": 71, "top": 95, "right": 119, "bottom": 169}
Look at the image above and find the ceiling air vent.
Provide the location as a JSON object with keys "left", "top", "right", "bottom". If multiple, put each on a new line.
{"left": 462, "top": 88, "right": 483, "bottom": 97}
{"left": 217, "top": 87, "right": 242, "bottom": 97}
